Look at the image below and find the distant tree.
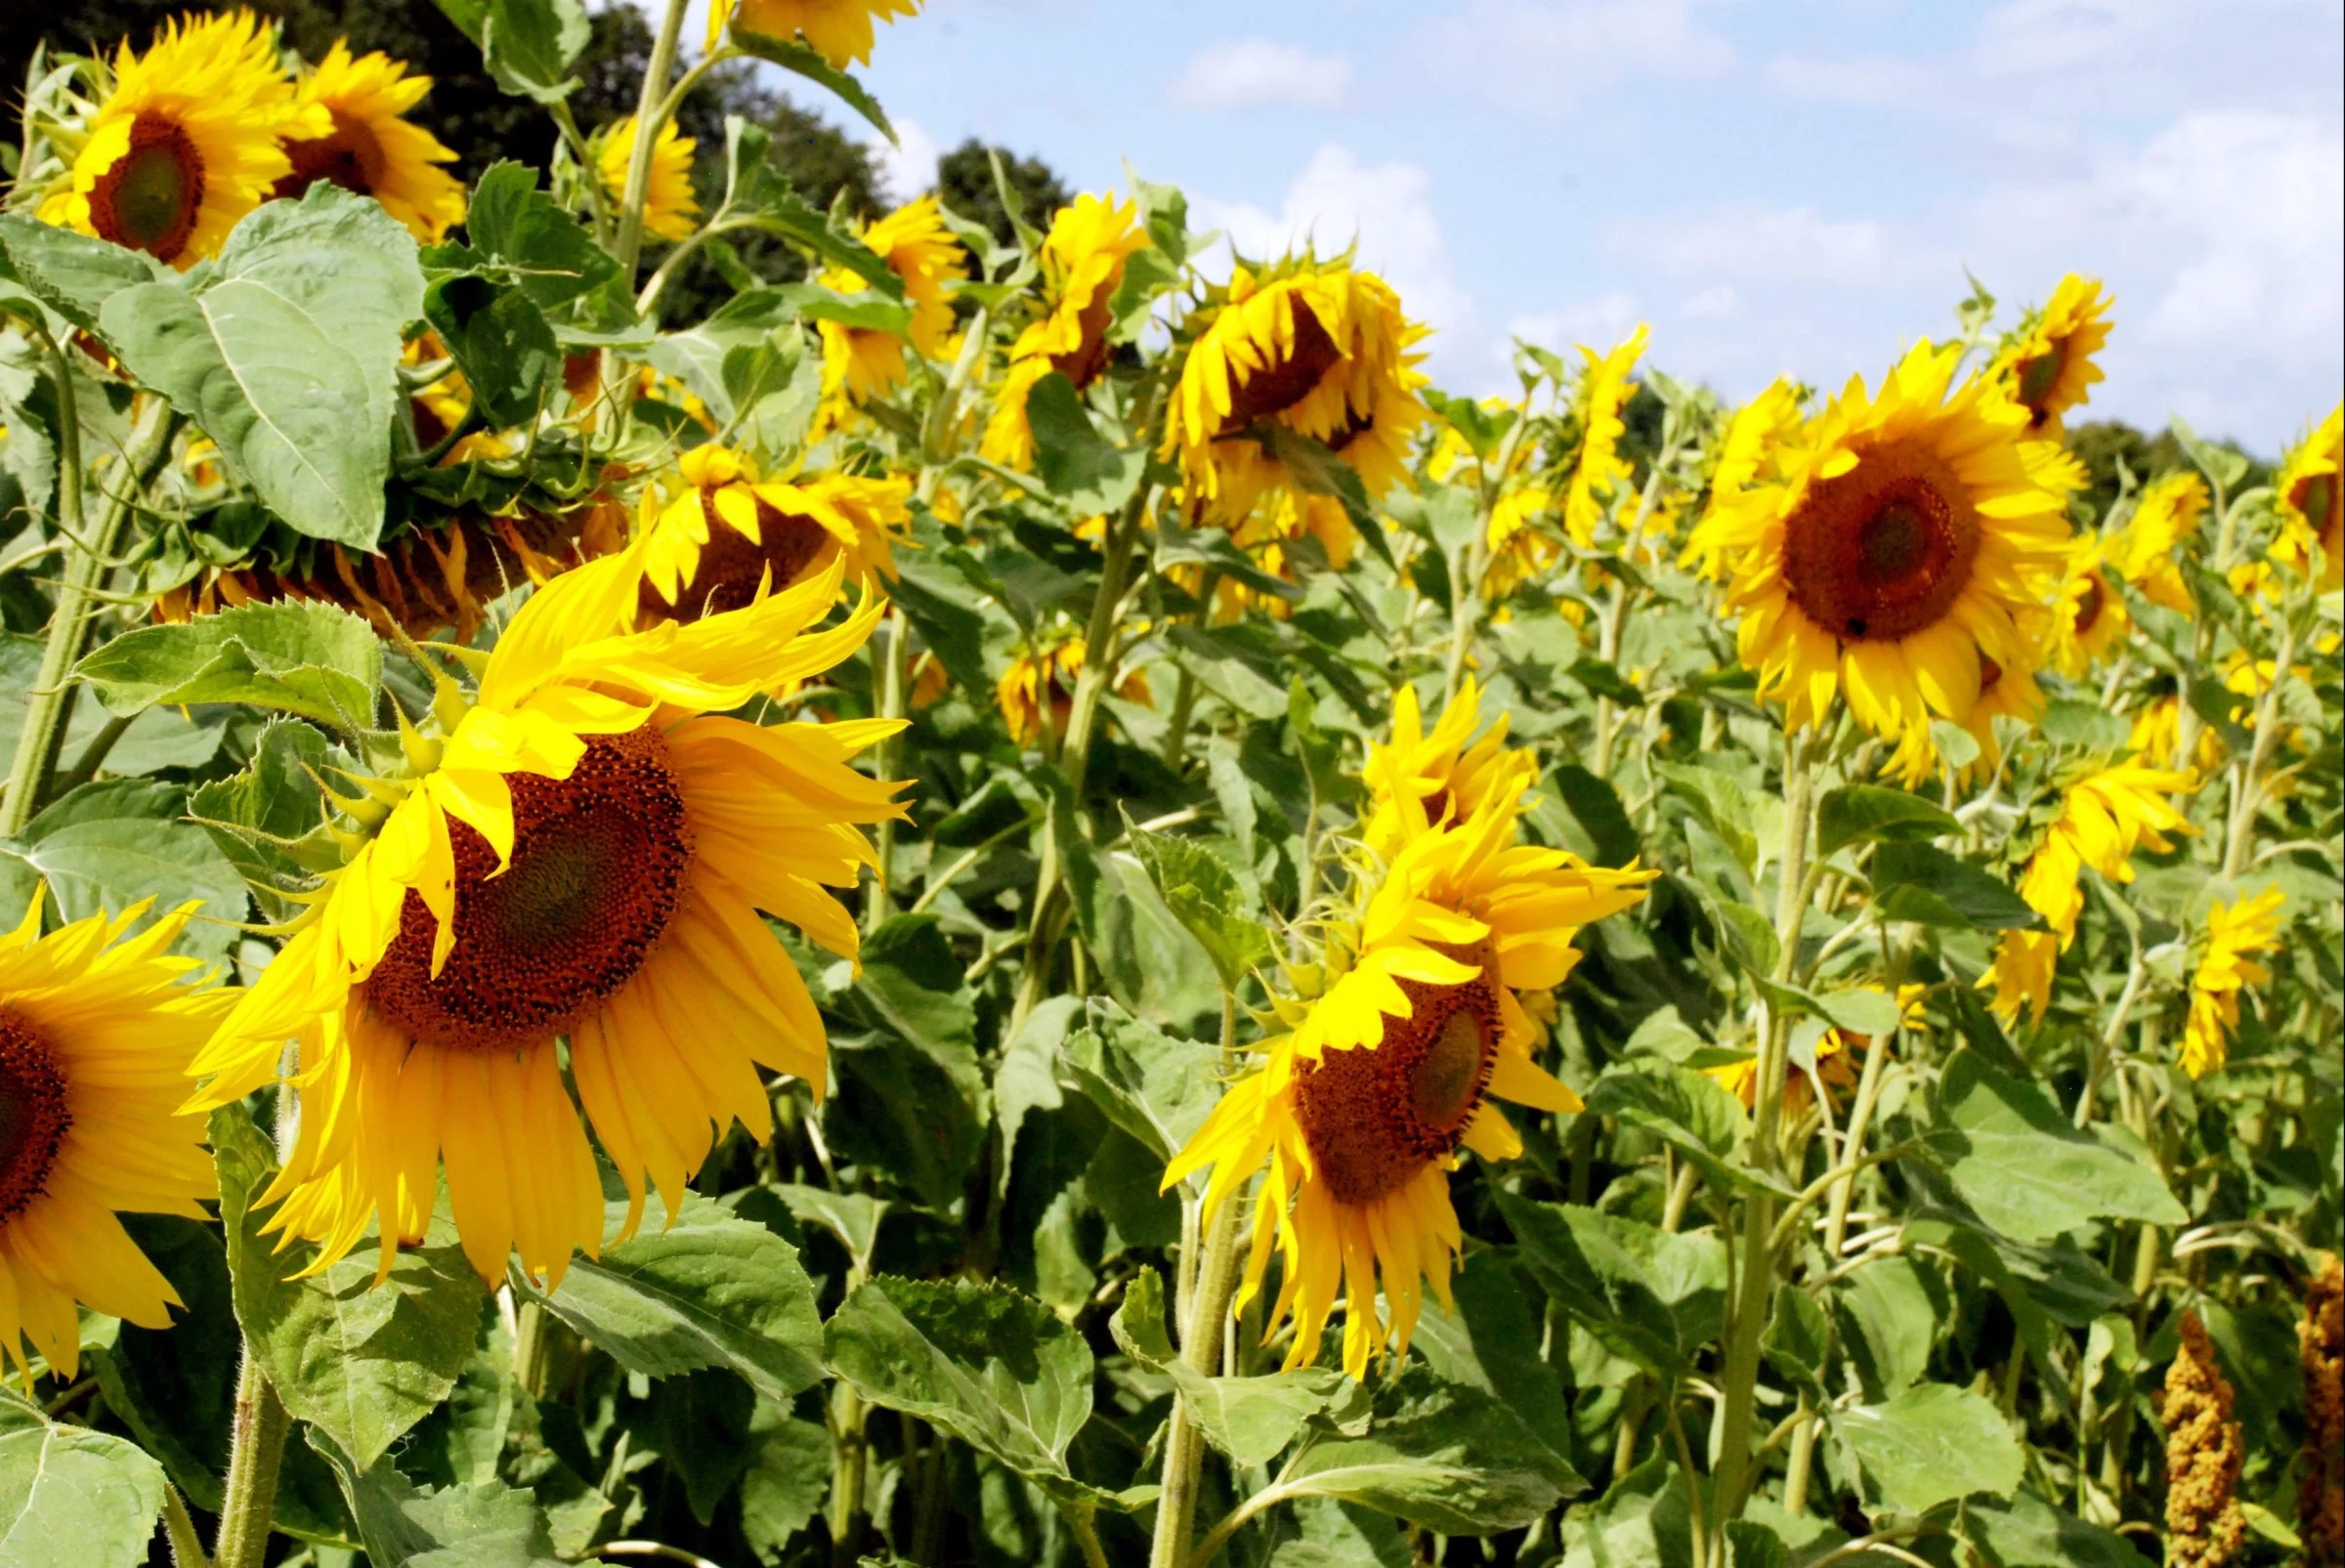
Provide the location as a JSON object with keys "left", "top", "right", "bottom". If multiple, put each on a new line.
{"left": 933, "top": 137, "right": 1071, "bottom": 247}
{"left": 2068, "top": 419, "right": 2268, "bottom": 520}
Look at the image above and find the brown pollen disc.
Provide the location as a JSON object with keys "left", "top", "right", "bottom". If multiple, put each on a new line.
{"left": 91, "top": 112, "right": 206, "bottom": 262}
{"left": 273, "top": 109, "right": 387, "bottom": 202}
{"left": 640, "top": 488, "right": 831, "bottom": 623}
{"left": 2072, "top": 573, "right": 2109, "bottom": 637}
{"left": 1048, "top": 293, "right": 1116, "bottom": 389}
{"left": 1781, "top": 441, "right": 1981, "bottom": 644}
{"left": 0, "top": 1011, "right": 71, "bottom": 1222}
{"left": 2013, "top": 339, "right": 2068, "bottom": 427}
{"left": 363, "top": 725, "right": 693, "bottom": 1054}
{"left": 1292, "top": 944, "right": 1503, "bottom": 1208}
{"left": 1978, "top": 654, "right": 2004, "bottom": 694}
{"left": 1216, "top": 301, "right": 1343, "bottom": 436}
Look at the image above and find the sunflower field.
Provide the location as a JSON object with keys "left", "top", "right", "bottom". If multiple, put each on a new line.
{"left": 0, "top": 3, "right": 2338, "bottom": 1567}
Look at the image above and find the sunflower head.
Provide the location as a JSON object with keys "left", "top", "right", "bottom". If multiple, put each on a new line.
{"left": 819, "top": 196, "right": 967, "bottom": 403}
{"left": 598, "top": 113, "right": 699, "bottom": 243}
{"left": 1684, "top": 378, "right": 1806, "bottom": 580}
{"left": 996, "top": 627, "right": 1147, "bottom": 747}
{"left": 42, "top": 10, "right": 324, "bottom": 268}
{"left": 1358, "top": 679, "right": 1539, "bottom": 859}
{"left": 275, "top": 40, "right": 464, "bottom": 243}
{"left": 1163, "top": 254, "right": 1429, "bottom": 525}
{"left": 2182, "top": 889, "right": 2284, "bottom": 1079}
{"left": 0, "top": 893, "right": 228, "bottom": 1379}
{"left": 980, "top": 193, "right": 1150, "bottom": 470}
{"left": 637, "top": 445, "right": 912, "bottom": 625}
{"left": 2049, "top": 539, "right": 2128, "bottom": 678}
{"left": 712, "top": 0, "right": 922, "bottom": 65}
{"left": 1993, "top": 273, "right": 2113, "bottom": 436}
{"left": 1562, "top": 324, "right": 1649, "bottom": 547}
{"left": 2274, "top": 405, "right": 2343, "bottom": 593}
{"left": 2103, "top": 471, "right": 2206, "bottom": 615}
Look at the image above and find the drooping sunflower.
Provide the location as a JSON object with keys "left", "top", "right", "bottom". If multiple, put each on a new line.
{"left": 981, "top": 193, "right": 1152, "bottom": 471}
{"left": 0, "top": 894, "right": 230, "bottom": 1381}
{"left": 2128, "top": 691, "right": 2226, "bottom": 779}
{"left": 1164, "top": 772, "right": 1653, "bottom": 1377}
{"left": 274, "top": 40, "right": 464, "bottom": 243}
{"left": 598, "top": 114, "right": 699, "bottom": 243}
{"left": 40, "top": 10, "right": 325, "bottom": 269}
{"left": 1357, "top": 679, "right": 1539, "bottom": 860}
{"left": 1195, "top": 487, "right": 1362, "bottom": 620}
{"left": 1561, "top": 324, "right": 1648, "bottom": 547}
{"left": 2273, "top": 405, "right": 2343, "bottom": 594}
{"left": 185, "top": 538, "right": 910, "bottom": 1286}
{"left": 2181, "top": 889, "right": 2284, "bottom": 1080}
{"left": 995, "top": 626, "right": 1146, "bottom": 748}
{"left": 709, "top": 0, "right": 922, "bottom": 64}
{"left": 2047, "top": 538, "right": 2128, "bottom": 679}
{"left": 1163, "top": 256, "right": 1428, "bottom": 526}
{"left": 1992, "top": 273, "right": 2113, "bottom": 436}
{"left": 1983, "top": 763, "right": 2196, "bottom": 1023}
{"left": 2105, "top": 471, "right": 2206, "bottom": 615}
{"left": 637, "top": 445, "right": 911, "bottom": 626}
{"left": 1483, "top": 485, "right": 1560, "bottom": 599}
{"left": 1706, "top": 341, "right": 2074, "bottom": 752}
{"left": 819, "top": 196, "right": 967, "bottom": 404}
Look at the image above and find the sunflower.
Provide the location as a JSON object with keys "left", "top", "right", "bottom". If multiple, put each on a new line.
{"left": 1164, "top": 771, "right": 1652, "bottom": 1377}
{"left": 40, "top": 11, "right": 324, "bottom": 269}
{"left": 597, "top": 114, "right": 699, "bottom": 243}
{"left": 1562, "top": 324, "right": 1648, "bottom": 547}
{"left": 1197, "top": 488, "right": 1362, "bottom": 620}
{"left": 274, "top": 41, "right": 464, "bottom": 243}
{"left": 1983, "top": 763, "right": 2195, "bottom": 1023}
{"left": 709, "top": 0, "right": 921, "bottom": 64}
{"left": 981, "top": 193, "right": 1151, "bottom": 471}
{"left": 819, "top": 196, "right": 967, "bottom": 404}
{"left": 2273, "top": 406, "right": 2343, "bottom": 594}
{"left": 1483, "top": 487, "right": 1560, "bottom": 599}
{"left": 1357, "top": 679, "right": 1539, "bottom": 860}
{"left": 996, "top": 627, "right": 1145, "bottom": 748}
{"left": 2128, "top": 692, "right": 2225, "bottom": 779}
{"left": 1706, "top": 341, "right": 2073, "bottom": 753}
{"left": 2047, "top": 538, "right": 2128, "bottom": 678}
{"left": 185, "top": 537, "right": 910, "bottom": 1286}
{"left": 637, "top": 445, "right": 910, "bottom": 626}
{"left": 2104, "top": 472, "right": 2206, "bottom": 614}
{"left": 1163, "top": 256, "right": 1428, "bottom": 526}
{"left": 2181, "top": 889, "right": 2283, "bottom": 1080}
{"left": 1887, "top": 648, "right": 2045, "bottom": 791}
{"left": 1993, "top": 274, "right": 2113, "bottom": 436}
{"left": 0, "top": 894, "right": 229, "bottom": 1382}
{"left": 1683, "top": 378, "right": 1804, "bottom": 581}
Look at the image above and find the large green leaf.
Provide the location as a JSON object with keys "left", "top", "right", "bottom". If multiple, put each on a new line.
{"left": 0, "top": 215, "right": 166, "bottom": 330}
{"left": 1815, "top": 784, "right": 1958, "bottom": 857}
{"left": 1832, "top": 1382, "right": 2023, "bottom": 1516}
{"left": 213, "top": 1106, "right": 485, "bottom": 1474}
{"left": 186, "top": 716, "right": 346, "bottom": 902}
{"left": 449, "top": 162, "right": 618, "bottom": 315}
{"left": 432, "top": 0, "right": 589, "bottom": 106}
{"left": 728, "top": 30, "right": 896, "bottom": 142}
{"left": 1928, "top": 1051, "right": 2188, "bottom": 1242}
{"left": 824, "top": 1276, "right": 1102, "bottom": 1503}
{"left": 509, "top": 1194, "right": 825, "bottom": 1403}
{"left": 1125, "top": 823, "right": 1272, "bottom": 991}
{"left": 826, "top": 921, "right": 988, "bottom": 1208}
{"left": 1869, "top": 842, "right": 2041, "bottom": 931}
{"left": 0, "top": 1390, "right": 165, "bottom": 1568}
{"left": 101, "top": 187, "right": 422, "bottom": 547}
{"left": 0, "top": 779, "right": 246, "bottom": 962}
{"left": 1583, "top": 1063, "right": 1777, "bottom": 1198}
{"left": 1960, "top": 1489, "right": 2153, "bottom": 1567}
{"left": 1057, "top": 997, "right": 1220, "bottom": 1164}
{"left": 1271, "top": 1364, "right": 1583, "bottom": 1536}
{"left": 75, "top": 599, "right": 381, "bottom": 729}
{"left": 1408, "top": 1250, "right": 1576, "bottom": 1462}
{"left": 740, "top": 1401, "right": 830, "bottom": 1561}
{"left": 1026, "top": 372, "right": 1144, "bottom": 513}
{"left": 1558, "top": 1459, "right": 1695, "bottom": 1568}
{"left": 1109, "top": 1267, "right": 1340, "bottom": 1466}
{"left": 1495, "top": 1193, "right": 1729, "bottom": 1378}
{"left": 310, "top": 1429, "right": 561, "bottom": 1566}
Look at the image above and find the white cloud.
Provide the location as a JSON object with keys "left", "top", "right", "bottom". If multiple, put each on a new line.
{"left": 1191, "top": 146, "right": 1479, "bottom": 376}
{"left": 867, "top": 117, "right": 943, "bottom": 206}
{"left": 1420, "top": 0, "right": 1734, "bottom": 115}
{"left": 1507, "top": 292, "right": 1644, "bottom": 359}
{"left": 1762, "top": 52, "right": 1940, "bottom": 106}
{"left": 1681, "top": 285, "right": 1740, "bottom": 319}
{"left": 1171, "top": 39, "right": 1352, "bottom": 111}
{"left": 1611, "top": 205, "right": 1905, "bottom": 287}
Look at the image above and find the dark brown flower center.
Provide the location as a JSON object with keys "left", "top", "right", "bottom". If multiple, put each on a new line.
{"left": 1292, "top": 944, "right": 1502, "bottom": 1207}
{"left": 2073, "top": 573, "right": 2109, "bottom": 637}
{"left": 273, "top": 109, "right": 386, "bottom": 202}
{"left": 639, "top": 488, "right": 832, "bottom": 623}
{"left": 1978, "top": 655, "right": 2004, "bottom": 694}
{"left": 92, "top": 113, "right": 205, "bottom": 262}
{"left": 0, "top": 1011, "right": 71, "bottom": 1222}
{"left": 2014, "top": 338, "right": 2068, "bottom": 427}
{"left": 1216, "top": 300, "right": 1343, "bottom": 436}
{"left": 2293, "top": 473, "right": 2339, "bottom": 540}
{"left": 1049, "top": 292, "right": 1117, "bottom": 389}
{"left": 363, "top": 725, "right": 692, "bottom": 1054}
{"left": 1781, "top": 443, "right": 1980, "bottom": 643}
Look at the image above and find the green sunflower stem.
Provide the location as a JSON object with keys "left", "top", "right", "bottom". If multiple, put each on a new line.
{"left": 611, "top": 0, "right": 692, "bottom": 287}
{"left": 1710, "top": 723, "right": 1817, "bottom": 1540}
{"left": 211, "top": 1347, "right": 290, "bottom": 1568}
{"left": 160, "top": 1484, "right": 209, "bottom": 1568}
{"left": 866, "top": 610, "right": 908, "bottom": 933}
{"left": 1, "top": 397, "right": 179, "bottom": 839}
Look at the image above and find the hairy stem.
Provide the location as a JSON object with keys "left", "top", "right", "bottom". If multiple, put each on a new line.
{"left": 211, "top": 1350, "right": 290, "bottom": 1568}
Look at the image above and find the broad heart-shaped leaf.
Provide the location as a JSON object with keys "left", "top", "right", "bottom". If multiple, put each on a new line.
{"left": 100, "top": 186, "right": 423, "bottom": 548}
{"left": 432, "top": 0, "right": 589, "bottom": 105}
{"left": 1868, "top": 842, "right": 2042, "bottom": 931}
{"left": 0, "top": 779, "right": 246, "bottom": 963}
{"left": 1958, "top": 1488, "right": 2153, "bottom": 1567}
{"left": 1125, "top": 821, "right": 1272, "bottom": 991}
{"left": 0, "top": 214, "right": 166, "bottom": 330}
{"left": 508, "top": 1194, "right": 825, "bottom": 1405}
{"left": 1927, "top": 1050, "right": 2188, "bottom": 1243}
{"left": 1558, "top": 1458, "right": 1695, "bottom": 1568}
{"left": 188, "top": 717, "right": 348, "bottom": 904}
{"left": 310, "top": 1429, "right": 561, "bottom": 1566}
{"left": 75, "top": 599, "right": 381, "bottom": 729}
{"left": 1109, "top": 1268, "right": 1341, "bottom": 1467}
{"left": 714, "top": 118, "right": 899, "bottom": 294}
{"left": 451, "top": 162, "right": 618, "bottom": 314}
{"left": 642, "top": 288, "right": 800, "bottom": 424}
{"left": 1583, "top": 1063, "right": 1782, "bottom": 1199}
{"left": 0, "top": 1388, "right": 165, "bottom": 1568}
{"left": 1057, "top": 996, "right": 1221, "bottom": 1163}
{"left": 1815, "top": 784, "right": 1959, "bottom": 857}
{"left": 422, "top": 270, "right": 557, "bottom": 428}
{"left": 1273, "top": 1364, "right": 1583, "bottom": 1536}
{"left": 213, "top": 1105, "right": 485, "bottom": 1474}
{"left": 1831, "top": 1382, "right": 2023, "bottom": 1516}
{"left": 1494, "top": 1192, "right": 1729, "bottom": 1378}
{"left": 1026, "top": 371, "right": 1144, "bottom": 514}
{"left": 825, "top": 1276, "right": 1102, "bottom": 1504}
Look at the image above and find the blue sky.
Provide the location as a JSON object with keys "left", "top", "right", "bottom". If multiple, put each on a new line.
{"left": 699, "top": 0, "right": 2343, "bottom": 450}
